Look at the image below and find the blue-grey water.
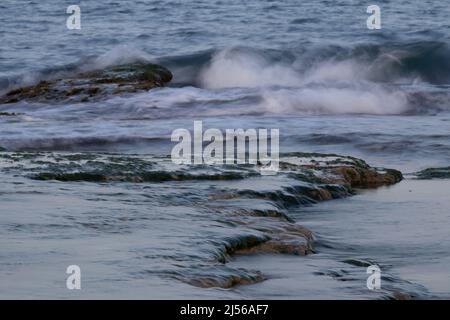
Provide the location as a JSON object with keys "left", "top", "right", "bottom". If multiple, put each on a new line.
{"left": 1, "top": 0, "right": 450, "bottom": 299}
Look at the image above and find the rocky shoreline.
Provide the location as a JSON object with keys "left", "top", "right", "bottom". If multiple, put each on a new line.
{"left": 0, "top": 61, "right": 410, "bottom": 298}
{"left": 0, "top": 151, "right": 404, "bottom": 294}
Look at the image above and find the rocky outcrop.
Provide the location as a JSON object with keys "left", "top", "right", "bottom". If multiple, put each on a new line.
{"left": 280, "top": 153, "right": 403, "bottom": 189}
{"left": 330, "top": 166, "right": 403, "bottom": 188}
{"left": 229, "top": 224, "right": 314, "bottom": 257}
{"left": 0, "top": 63, "right": 172, "bottom": 104}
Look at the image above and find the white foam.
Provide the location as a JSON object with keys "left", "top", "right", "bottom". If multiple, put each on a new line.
{"left": 197, "top": 47, "right": 411, "bottom": 115}
{"left": 200, "top": 48, "right": 301, "bottom": 88}
{"left": 87, "top": 45, "right": 155, "bottom": 70}
{"left": 259, "top": 86, "right": 409, "bottom": 115}
{"left": 199, "top": 47, "right": 373, "bottom": 89}
{"left": 198, "top": 46, "right": 429, "bottom": 86}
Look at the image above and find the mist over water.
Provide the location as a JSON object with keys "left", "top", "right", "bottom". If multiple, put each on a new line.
{"left": 1, "top": 0, "right": 450, "bottom": 299}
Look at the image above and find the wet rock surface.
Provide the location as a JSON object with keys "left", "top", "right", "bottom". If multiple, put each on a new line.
{"left": 415, "top": 167, "right": 450, "bottom": 179}
{"left": 0, "top": 63, "right": 173, "bottom": 104}
{"left": 0, "top": 152, "right": 403, "bottom": 188}
{"left": 280, "top": 152, "right": 403, "bottom": 189}
{"left": 0, "top": 151, "right": 403, "bottom": 290}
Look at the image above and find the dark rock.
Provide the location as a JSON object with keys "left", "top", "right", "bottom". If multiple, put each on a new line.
{"left": 281, "top": 153, "right": 403, "bottom": 189}
{"left": 184, "top": 269, "right": 265, "bottom": 289}
{"left": 330, "top": 166, "right": 403, "bottom": 189}
{"left": 415, "top": 167, "right": 450, "bottom": 179}
{"left": 0, "top": 63, "right": 173, "bottom": 104}
{"left": 391, "top": 291, "right": 412, "bottom": 300}
{"left": 0, "top": 112, "right": 23, "bottom": 116}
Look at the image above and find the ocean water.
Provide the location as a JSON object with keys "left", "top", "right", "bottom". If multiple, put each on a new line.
{"left": 1, "top": 0, "right": 450, "bottom": 299}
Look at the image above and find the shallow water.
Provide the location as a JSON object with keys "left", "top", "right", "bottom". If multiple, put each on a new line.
{"left": 295, "top": 179, "right": 450, "bottom": 299}
{"left": 1, "top": 0, "right": 450, "bottom": 299}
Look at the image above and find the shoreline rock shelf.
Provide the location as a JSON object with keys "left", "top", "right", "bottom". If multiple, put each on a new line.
{"left": 0, "top": 151, "right": 404, "bottom": 293}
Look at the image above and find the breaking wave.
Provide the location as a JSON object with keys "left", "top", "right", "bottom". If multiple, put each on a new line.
{"left": 159, "top": 41, "right": 449, "bottom": 87}
{"left": 2, "top": 41, "right": 450, "bottom": 115}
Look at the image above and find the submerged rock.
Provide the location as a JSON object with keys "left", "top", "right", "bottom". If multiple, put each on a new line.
{"left": 0, "top": 63, "right": 173, "bottom": 104}
{"left": 391, "top": 291, "right": 412, "bottom": 300}
{"left": 180, "top": 267, "right": 266, "bottom": 289}
{"left": 0, "top": 112, "right": 23, "bottom": 116}
{"left": 230, "top": 224, "right": 314, "bottom": 257}
{"left": 415, "top": 167, "right": 450, "bottom": 179}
